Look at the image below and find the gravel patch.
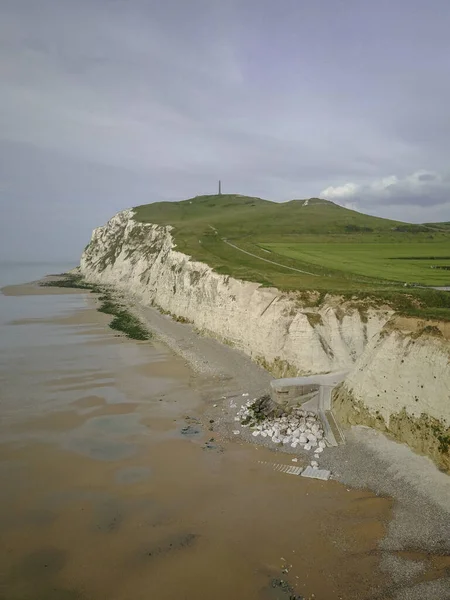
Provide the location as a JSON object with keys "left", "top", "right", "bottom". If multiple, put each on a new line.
{"left": 129, "top": 295, "right": 271, "bottom": 395}
{"left": 391, "top": 580, "right": 450, "bottom": 600}
{"left": 322, "top": 428, "right": 450, "bottom": 555}
{"left": 380, "top": 554, "right": 426, "bottom": 585}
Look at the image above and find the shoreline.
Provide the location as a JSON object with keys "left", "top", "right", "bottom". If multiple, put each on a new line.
{"left": 3, "top": 276, "right": 450, "bottom": 598}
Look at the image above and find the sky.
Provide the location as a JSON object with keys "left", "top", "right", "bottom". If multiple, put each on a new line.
{"left": 1, "top": 0, "right": 450, "bottom": 261}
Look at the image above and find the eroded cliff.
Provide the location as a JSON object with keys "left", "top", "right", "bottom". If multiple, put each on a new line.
{"left": 80, "top": 209, "right": 450, "bottom": 470}
{"left": 333, "top": 318, "right": 450, "bottom": 471}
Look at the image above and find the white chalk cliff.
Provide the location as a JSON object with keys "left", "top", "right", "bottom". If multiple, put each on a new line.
{"left": 80, "top": 209, "right": 450, "bottom": 471}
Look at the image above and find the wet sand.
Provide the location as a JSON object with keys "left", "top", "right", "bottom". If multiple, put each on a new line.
{"left": 1, "top": 279, "right": 85, "bottom": 296}
{"left": 1, "top": 281, "right": 449, "bottom": 599}
{"left": 1, "top": 429, "right": 392, "bottom": 600}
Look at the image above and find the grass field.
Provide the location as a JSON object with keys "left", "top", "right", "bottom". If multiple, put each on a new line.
{"left": 261, "top": 241, "right": 450, "bottom": 285}
{"left": 133, "top": 194, "right": 450, "bottom": 319}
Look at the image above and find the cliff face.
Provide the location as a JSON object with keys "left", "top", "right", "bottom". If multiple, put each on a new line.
{"left": 80, "top": 210, "right": 450, "bottom": 470}
{"left": 80, "top": 210, "right": 389, "bottom": 376}
{"left": 333, "top": 319, "right": 450, "bottom": 471}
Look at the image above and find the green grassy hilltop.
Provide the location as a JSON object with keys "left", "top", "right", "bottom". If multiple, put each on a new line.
{"left": 134, "top": 194, "right": 450, "bottom": 319}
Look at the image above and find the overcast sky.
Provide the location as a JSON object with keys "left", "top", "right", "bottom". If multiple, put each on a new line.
{"left": 1, "top": 0, "right": 450, "bottom": 261}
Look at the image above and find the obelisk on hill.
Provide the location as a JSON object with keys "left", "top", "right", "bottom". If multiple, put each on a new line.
{"left": 218, "top": 180, "right": 222, "bottom": 195}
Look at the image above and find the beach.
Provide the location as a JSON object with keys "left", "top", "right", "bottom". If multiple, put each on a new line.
{"left": 0, "top": 269, "right": 449, "bottom": 599}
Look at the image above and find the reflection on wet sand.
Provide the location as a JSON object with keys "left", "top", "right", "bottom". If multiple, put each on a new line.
{"left": 0, "top": 291, "right": 394, "bottom": 600}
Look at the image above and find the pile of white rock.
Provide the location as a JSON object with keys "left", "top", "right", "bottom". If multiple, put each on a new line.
{"left": 237, "top": 401, "right": 327, "bottom": 456}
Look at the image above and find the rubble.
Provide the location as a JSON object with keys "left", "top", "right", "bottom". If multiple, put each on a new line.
{"left": 237, "top": 398, "right": 327, "bottom": 454}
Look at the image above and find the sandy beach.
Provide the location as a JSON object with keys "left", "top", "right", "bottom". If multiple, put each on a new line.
{"left": 1, "top": 279, "right": 449, "bottom": 599}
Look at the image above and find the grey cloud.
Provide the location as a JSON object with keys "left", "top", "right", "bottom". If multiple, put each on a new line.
{"left": 2, "top": 0, "right": 450, "bottom": 260}
{"left": 321, "top": 171, "right": 450, "bottom": 224}
{"left": 418, "top": 173, "right": 437, "bottom": 182}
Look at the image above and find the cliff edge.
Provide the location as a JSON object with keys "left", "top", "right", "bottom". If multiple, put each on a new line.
{"left": 80, "top": 209, "right": 450, "bottom": 471}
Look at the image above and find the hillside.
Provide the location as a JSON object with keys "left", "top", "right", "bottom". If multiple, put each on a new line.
{"left": 424, "top": 221, "right": 450, "bottom": 231}
{"left": 134, "top": 195, "right": 408, "bottom": 237}
{"left": 133, "top": 194, "right": 450, "bottom": 319}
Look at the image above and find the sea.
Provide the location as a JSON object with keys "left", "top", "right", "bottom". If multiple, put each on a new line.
{"left": 0, "top": 262, "right": 390, "bottom": 600}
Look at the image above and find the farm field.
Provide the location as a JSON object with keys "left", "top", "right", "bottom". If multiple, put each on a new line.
{"left": 260, "top": 241, "right": 450, "bottom": 286}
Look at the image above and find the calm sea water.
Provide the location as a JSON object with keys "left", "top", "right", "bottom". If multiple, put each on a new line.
{"left": 0, "top": 261, "right": 76, "bottom": 289}
{"left": 0, "top": 261, "right": 78, "bottom": 329}
{"left": 0, "top": 262, "right": 392, "bottom": 600}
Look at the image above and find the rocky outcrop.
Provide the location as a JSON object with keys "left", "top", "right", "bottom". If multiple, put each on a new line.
{"left": 80, "top": 209, "right": 450, "bottom": 470}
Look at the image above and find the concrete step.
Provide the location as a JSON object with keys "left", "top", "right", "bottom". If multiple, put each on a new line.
{"left": 258, "top": 461, "right": 303, "bottom": 476}
{"left": 301, "top": 466, "right": 331, "bottom": 480}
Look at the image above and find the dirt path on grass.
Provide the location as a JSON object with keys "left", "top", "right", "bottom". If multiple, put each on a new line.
{"left": 221, "top": 239, "right": 319, "bottom": 276}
